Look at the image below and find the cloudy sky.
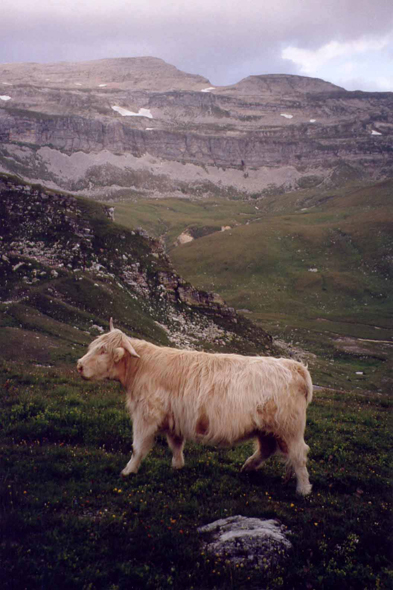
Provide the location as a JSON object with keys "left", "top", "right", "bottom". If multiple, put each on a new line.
{"left": 1, "top": 0, "right": 393, "bottom": 91}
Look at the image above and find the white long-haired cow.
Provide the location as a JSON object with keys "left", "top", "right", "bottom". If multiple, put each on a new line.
{"left": 77, "top": 320, "right": 313, "bottom": 495}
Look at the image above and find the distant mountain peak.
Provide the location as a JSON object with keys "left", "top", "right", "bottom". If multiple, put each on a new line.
{"left": 0, "top": 56, "right": 211, "bottom": 92}
{"left": 223, "top": 73, "right": 345, "bottom": 94}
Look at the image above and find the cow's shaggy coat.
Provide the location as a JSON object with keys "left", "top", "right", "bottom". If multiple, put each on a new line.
{"left": 77, "top": 324, "right": 313, "bottom": 495}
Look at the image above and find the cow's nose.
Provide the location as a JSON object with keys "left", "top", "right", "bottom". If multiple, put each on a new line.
{"left": 77, "top": 360, "right": 83, "bottom": 373}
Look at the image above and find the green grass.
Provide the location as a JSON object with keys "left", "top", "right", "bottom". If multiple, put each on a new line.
{"left": 112, "top": 180, "right": 393, "bottom": 322}
{"left": 0, "top": 363, "right": 392, "bottom": 589}
{"left": 170, "top": 201, "right": 392, "bottom": 318}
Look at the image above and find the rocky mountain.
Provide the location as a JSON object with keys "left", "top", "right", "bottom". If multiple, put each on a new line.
{"left": 0, "top": 173, "right": 274, "bottom": 365}
{"left": 1, "top": 57, "right": 392, "bottom": 200}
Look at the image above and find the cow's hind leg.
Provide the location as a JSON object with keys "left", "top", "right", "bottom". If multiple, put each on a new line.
{"left": 241, "top": 433, "right": 277, "bottom": 472}
{"left": 286, "top": 438, "right": 312, "bottom": 496}
{"left": 121, "top": 422, "right": 156, "bottom": 477}
{"left": 167, "top": 434, "right": 185, "bottom": 469}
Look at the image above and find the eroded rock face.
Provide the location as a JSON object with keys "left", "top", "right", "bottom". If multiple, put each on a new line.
{"left": 198, "top": 516, "right": 292, "bottom": 568}
{"left": 0, "top": 58, "right": 391, "bottom": 199}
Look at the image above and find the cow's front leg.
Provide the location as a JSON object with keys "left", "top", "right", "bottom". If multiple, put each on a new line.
{"left": 121, "top": 422, "right": 156, "bottom": 477}
{"left": 166, "top": 433, "right": 185, "bottom": 469}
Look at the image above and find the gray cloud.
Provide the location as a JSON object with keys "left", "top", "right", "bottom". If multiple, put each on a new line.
{"left": 1, "top": 0, "right": 392, "bottom": 87}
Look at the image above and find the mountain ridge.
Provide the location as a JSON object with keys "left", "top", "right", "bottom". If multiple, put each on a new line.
{"left": 1, "top": 57, "right": 345, "bottom": 92}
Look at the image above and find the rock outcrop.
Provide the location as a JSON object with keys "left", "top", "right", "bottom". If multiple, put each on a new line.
{"left": 0, "top": 58, "right": 392, "bottom": 199}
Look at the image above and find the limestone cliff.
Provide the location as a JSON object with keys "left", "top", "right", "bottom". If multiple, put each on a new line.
{"left": 0, "top": 58, "right": 392, "bottom": 199}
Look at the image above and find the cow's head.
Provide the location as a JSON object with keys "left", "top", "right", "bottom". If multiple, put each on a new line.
{"left": 77, "top": 319, "right": 139, "bottom": 381}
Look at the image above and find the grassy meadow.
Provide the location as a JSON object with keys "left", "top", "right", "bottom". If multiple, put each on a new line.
{"left": 1, "top": 361, "right": 392, "bottom": 590}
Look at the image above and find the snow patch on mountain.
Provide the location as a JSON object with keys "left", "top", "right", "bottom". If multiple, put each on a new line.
{"left": 112, "top": 106, "right": 153, "bottom": 118}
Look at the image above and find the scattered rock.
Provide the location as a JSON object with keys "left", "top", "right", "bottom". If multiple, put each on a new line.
{"left": 105, "top": 206, "right": 115, "bottom": 221}
{"left": 175, "top": 230, "right": 194, "bottom": 246}
{"left": 199, "top": 516, "right": 292, "bottom": 568}
{"left": 91, "top": 325, "right": 105, "bottom": 333}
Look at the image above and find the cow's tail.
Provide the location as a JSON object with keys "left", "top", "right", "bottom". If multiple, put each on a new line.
{"left": 304, "top": 367, "right": 314, "bottom": 405}
{"left": 300, "top": 363, "right": 313, "bottom": 406}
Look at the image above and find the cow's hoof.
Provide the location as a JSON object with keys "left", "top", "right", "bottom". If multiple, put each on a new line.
{"left": 241, "top": 464, "right": 253, "bottom": 473}
{"left": 296, "top": 483, "right": 312, "bottom": 496}
{"left": 241, "top": 459, "right": 259, "bottom": 472}
{"left": 171, "top": 459, "right": 185, "bottom": 469}
{"left": 120, "top": 469, "right": 136, "bottom": 478}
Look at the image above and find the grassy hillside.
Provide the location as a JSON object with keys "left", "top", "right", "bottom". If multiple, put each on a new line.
{"left": 1, "top": 362, "right": 392, "bottom": 590}
{"left": 158, "top": 181, "right": 393, "bottom": 315}
{"left": 112, "top": 181, "right": 392, "bottom": 322}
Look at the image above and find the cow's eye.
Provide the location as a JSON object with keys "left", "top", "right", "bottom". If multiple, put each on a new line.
{"left": 100, "top": 349, "right": 107, "bottom": 355}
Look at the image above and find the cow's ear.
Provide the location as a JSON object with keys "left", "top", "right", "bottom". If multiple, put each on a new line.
{"left": 123, "top": 338, "right": 140, "bottom": 358}
{"left": 113, "top": 347, "right": 125, "bottom": 363}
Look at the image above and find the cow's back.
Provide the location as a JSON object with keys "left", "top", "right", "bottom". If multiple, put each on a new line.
{"left": 143, "top": 352, "right": 309, "bottom": 446}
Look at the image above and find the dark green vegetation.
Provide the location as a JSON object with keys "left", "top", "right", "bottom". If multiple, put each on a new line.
{"left": 114, "top": 179, "right": 393, "bottom": 393}
{"left": 1, "top": 175, "right": 392, "bottom": 589}
{"left": 0, "top": 363, "right": 392, "bottom": 589}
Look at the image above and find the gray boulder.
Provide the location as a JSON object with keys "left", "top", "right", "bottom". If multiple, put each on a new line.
{"left": 198, "top": 516, "right": 292, "bottom": 568}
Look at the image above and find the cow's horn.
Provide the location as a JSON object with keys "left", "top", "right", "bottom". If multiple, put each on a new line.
{"left": 123, "top": 337, "right": 140, "bottom": 358}
{"left": 109, "top": 317, "right": 114, "bottom": 331}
